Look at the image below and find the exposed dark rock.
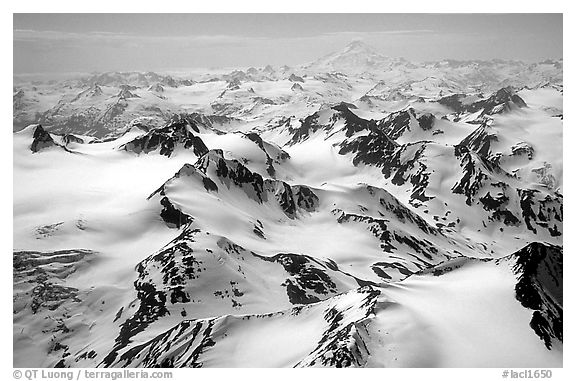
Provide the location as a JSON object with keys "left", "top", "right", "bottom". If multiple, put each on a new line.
{"left": 340, "top": 134, "right": 433, "bottom": 206}
{"left": 30, "top": 125, "right": 57, "bottom": 152}
{"left": 195, "top": 149, "right": 318, "bottom": 218}
{"left": 101, "top": 229, "right": 202, "bottom": 367}
{"left": 258, "top": 253, "right": 338, "bottom": 304}
{"left": 331, "top": 103, "right": 377, "bottom": 138}
{"left": 338, "top": 130, "right": 398, "bottom": 166}
{"left": 288, "top": 113, "right": 322, "bottom": 145}
{"left": 202, "top": 177, "right": 219, "bottom": 192}
{"left": 117, "top": 85, "right": 140, "bottom": 100}
{"left": 253, "top": 220, "right": 265, "bottom": 239}
{"left": 511, "top": 142, "right": 534, "bottom": 160}
{"left": 289, "top": 73, "right": 305, "bottom": 83}
{"left": 460, "top": 122, "right": 497, "bottom": 159}
{"left": 417, "top": 113, "right": 435, "bottom": 130}
{"left": 376, "top": 109, "right": 414, "bottom": 140}
{"left": 226, "top": 78, "right": 241, "bottom": 90}
{"left": 439, "top": 87, "right": 527, "bottom": 119}
{"left": 121, "top": 114, "right": 208, "bottom": 157}
{"left": 62, "top": 134, "right": 84, "bottom": 145}
{"left": 243, "top": 132, "right": 290, "bottom": 178}
{"left": 479, "top": 189, "right": 521, "bottom": 226}
{"left": 295, "top": 287, "right": 380, "bottom": 367}
{"left": 148, "top": 83, "right": 164, "bottom": 93}
{"left": 13, "top": 249, "right": 97, "bottom": 315}
{"left": 509, "top": 242, "right": 563, "bottom": 349}
{"left": 291, "top": 83, "right": 304, "bottom": 91}
{"left": 437, "top": 93, "right": 467, "bottom": 113}
{"left": 159, "top": 197, "right": 192, "bottom": 228}
{"left": 451, "top": 145, "right": 491, "bottom": 205}
{"left": 517, "top": 189, "right": 563, "bottom": 236}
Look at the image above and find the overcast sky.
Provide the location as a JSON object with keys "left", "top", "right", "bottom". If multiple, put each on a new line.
{"left": 13, "top": 14, "right": 562, "bottom": 75}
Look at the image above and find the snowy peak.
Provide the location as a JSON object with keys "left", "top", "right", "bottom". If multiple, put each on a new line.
{"left": 439, "top": 86, "right": 527, "bottom": 122}
{"left": 306, "top": 41, "right": 393, "bottom": 74}
{"left": 148, "top": 83, "right": 164, "bottom": 93}
{"left": 116, "top": 85, "right": 140, "bottom": 100}
{"left": 23, "top": 124, "right": 62, "bottom": 153}
{"left": 471, "top": 86, "right": 527, "bottom": 117}
{"left": 344, "top": 40, "right": 372, "bottom": 50}
{"left": 70, "top": 84, "right": 104, "bottom": 103}
{"left": 121, "top": 114, "right": 208, "bottom": 157}
{"left": 28, "top": 125, "right": 53, "bottom": 151}
{"left": 150, "top": 148, "right": 319, "bottom": 226}
{"left": 291, "top": 83, "right": 304, "bottom": 92}
{"left": 375, "top": 108, "right": 435, "bottom": 141}
{"left": 196, "top": 149, "right": 319, "bottom": 217}
{"left": 285, "top": 104, "right": 376, "bottom": 145}
{"left": 338, "top": 40, "right": 382, "bottom": 60}
{"left": 289, "top": 73, "right": 305, "bottom": 83}
{"left": 242, "top": 131, "right": 291, "bottom": 177}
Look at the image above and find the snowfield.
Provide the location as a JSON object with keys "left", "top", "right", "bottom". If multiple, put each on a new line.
{"left": 13, "top": 41, "right": 562, "bottom": 368}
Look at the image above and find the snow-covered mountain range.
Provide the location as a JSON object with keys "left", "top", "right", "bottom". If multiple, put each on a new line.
{"left": 13, "top": 41, "right": 563, "bottom": 368}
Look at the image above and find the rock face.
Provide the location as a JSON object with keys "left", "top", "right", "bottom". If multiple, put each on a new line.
{"left": 459, "top": 122, "right": 498, "bottom": 158}
{"left": 62, "top": 134, "right": 84, "bottom": 145}
{"left": 97, "top": 223, "right": 373, "bottom": 367}
{"left": 121, "top": 114, "right": 209, "bottom": 157}
{"left": 158, "top": 196, "right": 193, "bottom": 228}
{"left": 150, "top": 148, "right": 319, "bottom": 223}
{"left": 148, "top": 83, "right": 164, "bottom": 93}
{"left": 508, "top": 242, "right": 563, "bottom": 349}
{"left": 30, "top": 125, "right": 57, "bottom": 152}
{"left": 14, "top": 249, "right": 97, "bottom": 314}
{"left": 117, "top": 85, "right": 140, "bottom": 100}
{"left": 469, "top": 87, "right": 527, "bottom": 117}
{"left": 372, "top": 108, "right": 438, "bottom": 141}
{"left": 103, "top": 285, "right": 380, "bottom": 368}
{"left": 291, "top": 83, "right": 304, "bottom": 92}
{"left": 13, "top": 249, "right": 99, "bottom": 367}
{"left": 287, "top": 103, "right": 376, "bottom": 146}
{"left": 339, "top": 137, "right": 432, "bottom": 206}
{"left": 437, "top": 93, "right": 469, "bottom": 113}
{"left": 417, "top": 113, "right": 435, "bottom": 130}
{"left": 289, "top": 73, "right": 305, "bottom": 83}
{"left": 438, "top": 87, "right": 527, "bottom": 121}
{"left": 243, "top": 132, "right": 290, "bottom": 178}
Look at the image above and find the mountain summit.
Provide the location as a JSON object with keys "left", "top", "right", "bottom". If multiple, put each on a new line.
{"left": 305, "top": 41, "right": 393, "bottom": 74}
{"left": 342, "top": 40, "right": 378, "bottom": 54}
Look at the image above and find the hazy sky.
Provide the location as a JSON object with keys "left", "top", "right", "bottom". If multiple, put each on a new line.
{"left": 13, "top": 14, "right": 562, "bottom": 74}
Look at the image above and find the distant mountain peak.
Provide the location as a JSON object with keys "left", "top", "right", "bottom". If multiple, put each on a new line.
{"left": 334, "top": 40, "right": 385, "bottom": 59}
{"left": 343, "top": 40, "right": 374, "bottom": 53}
{"left": 305, "top": 41, "right": 389, "bottom": 74}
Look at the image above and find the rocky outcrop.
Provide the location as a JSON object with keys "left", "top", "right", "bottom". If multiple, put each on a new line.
{"left": 30, "top": 125, "right": 57, "bottom": 152}
{"left": 289, "top": 73, "right": 305, "bottom": 83}
{"left": 508, "top": 242, "right": 563, "bottom": 349}
{"left": 121, "top": 114, "right": 209, "bottom": 157}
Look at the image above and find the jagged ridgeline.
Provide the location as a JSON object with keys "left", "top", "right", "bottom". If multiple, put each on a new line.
{"left": 14, "top": 41, "right": 562, "bottom": 368}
